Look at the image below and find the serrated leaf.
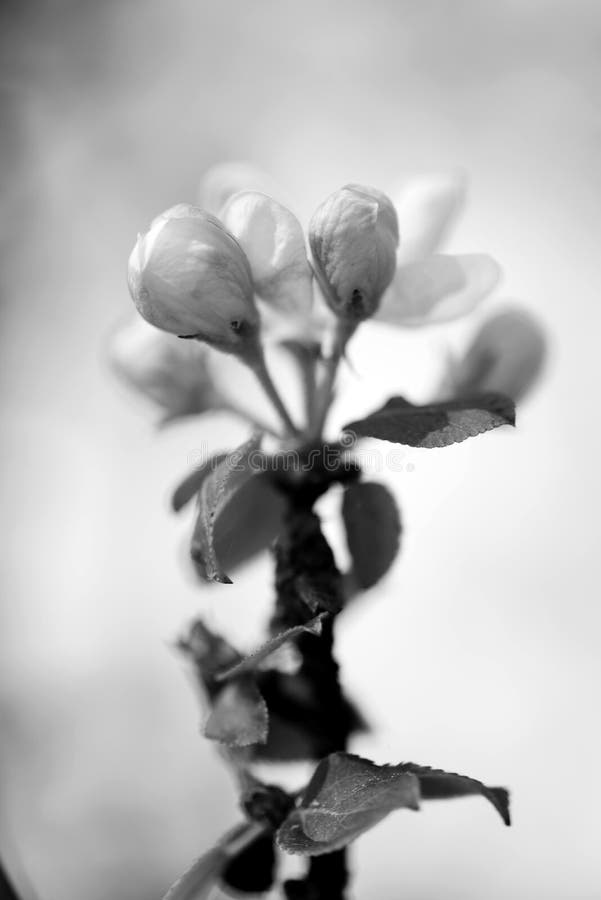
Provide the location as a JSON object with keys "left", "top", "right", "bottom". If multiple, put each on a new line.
{"left": 342, "top": 482, "right": 401, "bottom": 589}
{"left": 277, "top": 753, "right": 420, "bottom": 855}
{"left": 204, "top": 679, "right": 268, "bottom": 747}
{"left": 402, "top": 763, "right": 511, "bottom": 826}
{"left": 162, "top": 822, "right": 263, "bottom": 900}
{"left": 193, "top": 471, "right": 286, "bottom": 581}
{"left": 344, "top": 392, "right": 515, "bottom": 449}
{"left": 215, "top": 614, "right": 327, "bottom": 683}
{"left": 177, "top": 619, "right": 242, "bottom": 694}
{"left": 177, "top": 620, "right": 270, "bottom": 748}
{"left": 190, "top": 434, "right": 266, "bottom": 583}
{"left": 171, "top": 452, "right": 228, "bottom": 512}
{"left": 277, "top": 753, "right": 510, "bottom": 856}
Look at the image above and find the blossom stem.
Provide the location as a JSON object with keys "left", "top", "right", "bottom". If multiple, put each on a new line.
{"left": 246, "top": 349, "right": 300, "bottom": 437}
{"left": 309, "top": 319, "right": 356, "bottom": 440}
{"left": 219, "top": 399, "right": 282, "bottom": 439}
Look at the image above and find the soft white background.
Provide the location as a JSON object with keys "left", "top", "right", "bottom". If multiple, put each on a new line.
{"left": 0, "top": 1, "right": 599, "bottom": 897}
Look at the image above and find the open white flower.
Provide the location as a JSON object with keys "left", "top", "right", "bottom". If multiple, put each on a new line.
{"left": 376, "top": 172, "right": 501, "bottom": 327}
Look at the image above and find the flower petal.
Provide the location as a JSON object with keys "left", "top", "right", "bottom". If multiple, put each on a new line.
{"left": 221, "top": 191, "right": 313, "bottom": 318}
{"left": 199, "top": 162, "right": 285, "bottom": 214}
{"left": 376, "top": 253, "right": 501, "bottom": 327}
{"left": 395, "top": 171, "right": 467, "bottom": 264}
{"left": 108, "top": 317, "right": 217, "bottom": 418}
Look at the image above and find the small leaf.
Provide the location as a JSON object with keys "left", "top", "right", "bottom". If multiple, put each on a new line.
{"left": 162, "top": 822, "right": 264, "bottom": 900}
{"left": 204, "top": 678, "right": 268, "bottom": 747}
{"left": 190, "top": 434, "right": 266, "bottom": 583}
{"left": 171, "top": 453, "right": 228, "bottom": 512}
{"left": 277, "top": 753, "right": 420, "bottom": 855}
{"left": 215, "top": 614, "right": 328, "bottom": 683}
{"left": 402, "top": 763, "right": 511, "bottom": 826}
{"left": 344, "top": 392, "right": 515, "bottom": 449}
{"left": 277, "top": 753, "right": 510, "bottom": 856}
{"left": 342, "top": 482, "right": 401, "bottom": 589}
{"left": 197, "top": 472, "right": 285, "bottom": 579}
{"left": 177, "top": 619, "right": 242, "bottom": 696}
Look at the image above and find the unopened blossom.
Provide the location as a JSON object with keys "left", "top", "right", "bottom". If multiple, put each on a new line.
{"left": 128, "top": 203, "right": 260, "bottom": 357}
{"left": 443, "top": 306, "right": 547, "bottom": 402}
{"left": 221, "top": 191, "right": 313, "bottom": 318}
{"left": 376, "top": 172, "right": 501, "bottom": 327}
{"left": 108, "top": 318, "right": 218, "bottom": 421}
{"left": 309, "top": 184, "right": 399, "bottom": 322}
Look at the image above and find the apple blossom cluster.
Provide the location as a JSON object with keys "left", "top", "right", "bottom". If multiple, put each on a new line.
{"left": 110, "top": 163, "right": 545, "bottom": 900}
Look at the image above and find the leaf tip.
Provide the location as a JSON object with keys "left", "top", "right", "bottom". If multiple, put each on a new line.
{"left": 490, "top": 786, "right": 511, "bottom": 826}
{"left": 214, "top": 572, "right": 234, "bottom": 585}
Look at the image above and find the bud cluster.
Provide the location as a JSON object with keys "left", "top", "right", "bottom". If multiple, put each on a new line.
{"left": 117, "top": 165, "right": 544, "bottom": 441}
{"left": 127, "top": 185, "right": 400, "bottom": 356}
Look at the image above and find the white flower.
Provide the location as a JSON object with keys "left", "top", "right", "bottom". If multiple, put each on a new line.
{"left": 376, "top": 172, "right": 501, "bottom": 327}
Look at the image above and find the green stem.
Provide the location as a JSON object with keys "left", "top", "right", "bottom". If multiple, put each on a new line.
{"left": 219, "top": 398, "right": 282, "bottom": 439}
{"left": 246, "top": 348, "right": 300, "bottom": 438}
{"left": 309, "top": 320, "right": 356, "bottom": 441}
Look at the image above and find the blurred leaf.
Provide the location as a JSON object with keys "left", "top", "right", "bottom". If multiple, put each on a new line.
{"left": 190, "top": 435, "right": 266, "bottom": 583}
{"left": 177, "top": 619, "right": 242, "bottom": 696}
{"left": 342, "top": 482, "right": 401, "bottom": 589}
{"left": 204, "top": 679, "right": 268, "bottom": 747}
{"left": 344, "top": 393, "right": 514, "bottom": 449}
{"left": 277, "top": 753, "right": 420, "bottom": 855}
{"left": 172, "top": 452, "right": 228, "bottom": 512}
{"left": 0, "top": 859, "right": 24, "bottom": 900}
{"left": 162, "top": 822, "right": 263, "bottom": 900}
{"left": 216, "top": 614, "right": 327, "bottom": 683}
{"left": 255, "top": 666, "right": 368, "bottom": 763}
{"left": 221, "top": 831, "right": 276, "bottom": 895}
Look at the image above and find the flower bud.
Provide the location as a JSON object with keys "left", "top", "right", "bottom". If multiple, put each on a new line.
{"left": 221, "top": 191, "right": 313, "bottom": 318}
{"left": 309, "top": 184, "right": 399, "bottom": 322}
{"left": 108, "top": 318, "right": 218, "bottom": 421}
{"left": 127, "top": 204, "right": 260, "bottom": 357}
{"left": 445, "top": 307, "right": 547, "bottom": 402}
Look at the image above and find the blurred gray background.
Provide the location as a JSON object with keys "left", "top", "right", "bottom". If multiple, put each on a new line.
{"left": 1, "top": 1, "right": 600, "bottom": 898}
